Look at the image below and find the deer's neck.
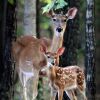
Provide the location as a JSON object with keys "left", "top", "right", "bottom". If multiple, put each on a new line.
{"left": 50, "top": 34, "right": 63, "bottom": 53}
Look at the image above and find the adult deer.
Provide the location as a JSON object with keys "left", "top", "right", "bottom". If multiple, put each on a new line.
{"left": 12, "top": 35, "right": 51, "bottom": 100}
{"left": 48, "top": 7, "right": 78, "bottom": 54}
{"left": 46, "top": 48, "right": 87, "bottom": 100}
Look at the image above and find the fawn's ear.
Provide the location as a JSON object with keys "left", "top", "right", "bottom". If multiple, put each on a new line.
{"left": 57, "top": 47, "right": 65, "bottom": 56}
{"left": 66, "top": 7, "right": 77, "bottom": 20}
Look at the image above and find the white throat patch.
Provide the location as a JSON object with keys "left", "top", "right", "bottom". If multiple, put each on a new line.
{"left": 47, "top": 62, "right": 53, "bottom": 68}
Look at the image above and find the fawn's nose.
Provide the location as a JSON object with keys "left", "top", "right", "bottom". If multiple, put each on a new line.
{"left": 56, "top": 27, "right": 63, "bottom": 33}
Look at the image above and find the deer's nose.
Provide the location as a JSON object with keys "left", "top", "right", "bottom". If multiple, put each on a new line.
{"left": 56, "top": 27, "right": 63, "bottom": 33}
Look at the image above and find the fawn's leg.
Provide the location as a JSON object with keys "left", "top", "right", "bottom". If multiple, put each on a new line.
{"left": 58, "top": 89, "right": 64, "bottom": 100}
{"left": 71, "top": 90, "right": 77, "bottom": 100}
{"left": 79, "top": 90, "right": 87, "bottom": 100}
{"left": 77, "top": 85, "right": 87, "bottom": 100}
{"left": 65, "top": 90, "right": 77, "bottom": 100}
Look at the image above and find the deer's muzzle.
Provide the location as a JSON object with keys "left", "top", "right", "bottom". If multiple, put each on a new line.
{"left": 56, "top": 27, "right": 63, "bottom": 33}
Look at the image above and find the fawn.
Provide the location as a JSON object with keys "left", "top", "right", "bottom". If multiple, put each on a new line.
{"left": 12, "top": 35, "right": 51, "bottom": 99}
{"left": 46, "top": 47, "right": 87, "bottom": 100}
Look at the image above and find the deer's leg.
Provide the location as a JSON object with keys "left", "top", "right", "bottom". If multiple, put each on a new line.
{"left": 23, "top": 87, "right": 28, "bottom": 100}
{"left": 19, "top": 70, "right": 28, "bottom": 100}
{"left": 19, "top": 68, "right": 24, "bottom": 86}
{"left": 58, "top": 89, "right": 63, "bottom": 100}
{"left": 50, "top": 87, "right": 57, "bottom": 100}
{"left": 32, "top": 75, "right": 39, "bottom": 99}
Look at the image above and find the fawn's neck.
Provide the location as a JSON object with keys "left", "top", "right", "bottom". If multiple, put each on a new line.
{"left": 50, "top": 34, "right": 63, "bottom": 53}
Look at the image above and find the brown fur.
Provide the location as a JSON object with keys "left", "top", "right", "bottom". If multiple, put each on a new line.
{"left": 48, "top": 65, "right": 87, "bottom": 100}
{"left": 12, "top": 35, "right": 52, "bottom": 100}
{"left": 12, "top": 35, "right": 51, "bottom": 69}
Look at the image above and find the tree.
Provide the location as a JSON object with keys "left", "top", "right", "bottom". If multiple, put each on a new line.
{"left": 85, "top": 0, "right": 96, "bottom": 99}
{"left": 0, "top": 0, "right": 17, "bottom": 99}
{"left": 18, "top": 0, "right": 37, "bottom": 99}
{"left": 95, "top": 0, "right": 100, "bottom": 99}
{"left": 23, "top": 0, "right": 36, "bottom": 36}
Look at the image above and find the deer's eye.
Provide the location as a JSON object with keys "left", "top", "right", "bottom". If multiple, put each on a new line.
{"left": 53, "top": 18, "right": 56, "bottom": 21}
{"left": 47, "top": 55, "right": 50, "bottom": 58}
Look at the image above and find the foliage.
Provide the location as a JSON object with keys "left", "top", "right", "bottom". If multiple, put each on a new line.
{"left": 8, "top": 0, "right": 14, "bottom": 5}
{"left": 40, "top": 0, "right": 52, "bottom": 3}
{"left": 42, "top": 0, "right": 68, "bottom": 13}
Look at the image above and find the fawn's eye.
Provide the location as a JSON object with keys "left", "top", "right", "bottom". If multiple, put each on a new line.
{"left": 52, "top": 62, "right": 54, "bottom": 65}
{"left": 63, "top": 19, "right": 66, "bottom": 22}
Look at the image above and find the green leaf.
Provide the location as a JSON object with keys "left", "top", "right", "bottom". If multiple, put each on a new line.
{"left": 40, "top": 0, "right": 52, "bottom": 3}
{"left": 42, "top": 0, "right": 68, "bottom": 13}
{"left": 54, "top": 0, "right": 68, "bottom": 10}
{"left": 8, "top": 0, "right": 14, "bottom": 5}
{"left": 42, "top": 2, "right": 54, "bottom": 13}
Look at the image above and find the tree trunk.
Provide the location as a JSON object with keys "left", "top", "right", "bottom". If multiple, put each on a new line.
{"left": 23, "top": 0, "right": 36, "bottom": 36}
{"left": 85, "top": 0, "right": 96, "bottom": 99}
{"left": 21, "top": 0, "right": 37, "bottom": 99}
{"left": 0, "top": 0, "right": 16, "bottom": 99}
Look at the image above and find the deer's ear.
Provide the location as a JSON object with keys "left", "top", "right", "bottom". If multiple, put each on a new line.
{"left": 40, "top": 44, "right": 46, "bottom": 53}
{"left": 40, "top": 37, "right": 52, "bottom": 48}
{"left": 57, "top": 47, "right": 65, "bottom": 56}
{"left": 66, "top": 7, "right": 77, "bottom": 20}
{"left": 44, "top": 10, "right": 55, "bottom": 17}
